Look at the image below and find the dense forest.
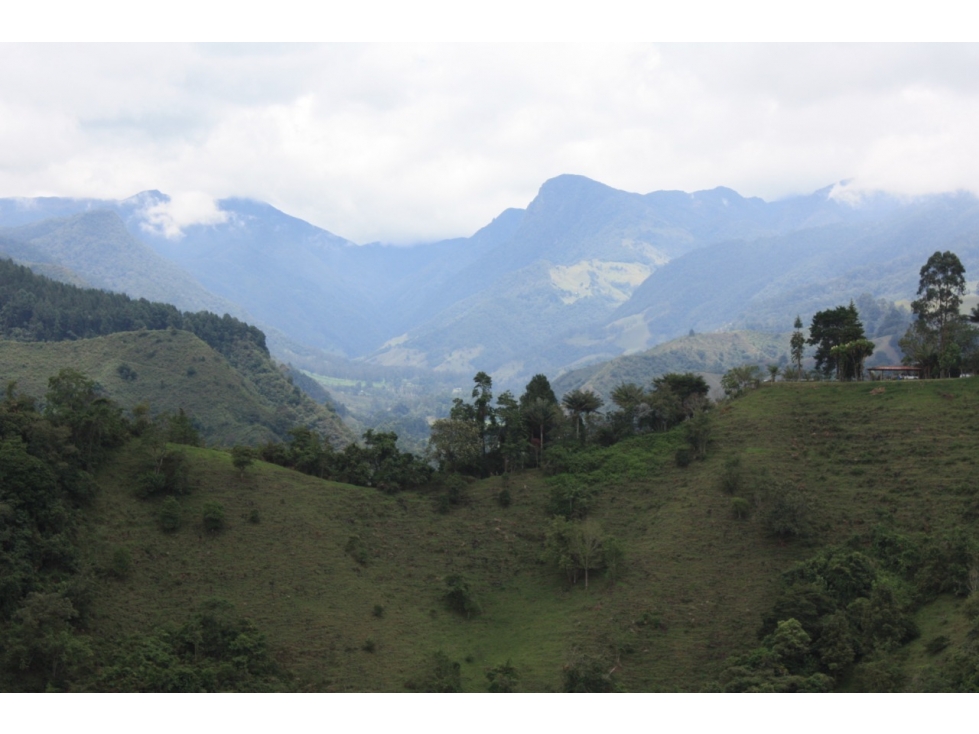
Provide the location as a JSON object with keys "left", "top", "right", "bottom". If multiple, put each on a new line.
{"left": 0, "top": 258, "right": 267, "bottom": 359}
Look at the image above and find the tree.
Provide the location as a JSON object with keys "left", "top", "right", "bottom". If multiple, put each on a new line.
{"left": 443, "top": 574, "right": 481, "bottom": 618}
{"left": 807, "top": 303, "right": 868, "bottom": 379}
{"left": 652, "top": 372, "right": 709, "bottom": 420}
{"left": 790, "top": 315, "right": 806, "bottom": 378}
{"left": 519, "top": 373, "right": 558, "bottom": 409}
{"left": 574, "top": 520, "right": 605, "bottom": 590}
{"left": 829, "top": 338, "right": 876, "bottom": 381}
{"left": 721, "top": 365, "right": 762, "bottom": 398}
{"left": 470, "top": 372, "right": 495, "bottom": 458}
{"left": 426, "top": 418, "right": 482, "bottom": 474}
{"left": 486, "top": 659, "right": 519, "bottom": 692}
{"left": 522, "top": 398, "right": 560, "bottom": 466}
{"left": 231, "top": 445, "right": 254, "bottom": 477}
{"left": 909, "top": 251, "right": 968, "bottom": 377}
{"left": 561, "top": 388, "right": 604, "bottom": 441}
{"left": 494, "top": 390, "right": 526, "bottom": 473}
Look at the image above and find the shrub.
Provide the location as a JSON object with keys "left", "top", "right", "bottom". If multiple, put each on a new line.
{"left": 372, "top": 604, "right": 385, "bottom": 618}
{"left": 362, "top": 638, "right": 376, "bottom": 653}
{"left": 675, "top": 448, "right": 692, "bottom": 467}
{"left": 116, "top": 363, "right": 138, "bottom": 382}
{"left": 720, "top": 456, "right": 743, "bottom": 494}
{"left": 562, "top": 651, "right": 618, "bottom": 692}
{"left": 232, "top": 446, "right": 255, "bottom": 476}
{"left": 925, "top": 635, "right": 950, "bottom": 655}
{"left": 136, "top": 447, "right": 192, "bottom": 498}
{"left": 202, "top": 502, "right": 225, "bottom": 533}
{"left": 731, "top": 497, "right": 751, "bottom": 519}
{"left": 247, "top": 509, "right": 260, "bottom": 524}
{"left": 498, "top": 488, "right": 512, "bottom": 508}
{"left": 110, "top": 547, "right": 132, "bottom": 579}
{"left": 486, "top": 659, "right": 519, "bottom": 692}
{"left": 443, "top": 574, "right": 481, "bottom": 619}
{"left": 684, "top": 409, "right": 713, "bottom": 460}
{"left": 345, "top": 535, "right": 369, "bottom": 565}
{"left": 406, "top": 651, "right": 462, "bottom": 692}
{"left": 159, "top": 496, "right": 181, "bottom": 532}
{"left": 763, "top": 483, "right": 811, "bottom": 539}
{"left": 547, "top": 476, "right": 598, "bottom": 520}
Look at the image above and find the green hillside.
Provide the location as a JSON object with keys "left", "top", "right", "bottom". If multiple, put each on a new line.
{"left": 0, "top": 330, "right": 347, "bottom": 446}
{"left": 56, "top": 376, "right": 979, "bottom": 691}
{"left": 553, "top": 330, "right": 792, "bottom": 401}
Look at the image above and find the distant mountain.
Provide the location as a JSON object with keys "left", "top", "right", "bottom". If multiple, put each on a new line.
{"left": 604, "top": 193, "right": 979, "bottom": 347}
{"left": 0, "top": 209, "right": 248, "bottom": 319}
{"left": 364, "top": 176, "right": 911, "bottom": 384}
{"left": 1, "top": 177, "right": 972, "bottom": 390}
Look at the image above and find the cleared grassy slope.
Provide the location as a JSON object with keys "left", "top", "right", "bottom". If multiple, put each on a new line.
{"left": 80, "top": 376, "right": 979, "bottom": 691}
{"left": 0, "top": 330, "right": 337, "bottom": 445}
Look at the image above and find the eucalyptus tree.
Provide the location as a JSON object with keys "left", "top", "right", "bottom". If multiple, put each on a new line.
{"left": 790, "top": 315, "right": 806, "bottom": 378}
{"left": 909, "top": 251, "right": 968, "bottom": 377}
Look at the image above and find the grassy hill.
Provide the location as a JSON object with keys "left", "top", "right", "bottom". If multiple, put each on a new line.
{"left": 71, "top": 376, "right": 979, "bottom": 691}
{"left": 0, "top": 330, "right": 348, "bottom": 446}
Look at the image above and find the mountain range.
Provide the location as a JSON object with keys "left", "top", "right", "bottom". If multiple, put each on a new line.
{"left": 2, "top": 175, "right": 977, "bottom": 390}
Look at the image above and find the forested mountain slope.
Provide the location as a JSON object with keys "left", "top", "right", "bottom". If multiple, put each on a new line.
{"left": 0, "top": 259, "right": 350, "bottom": 445}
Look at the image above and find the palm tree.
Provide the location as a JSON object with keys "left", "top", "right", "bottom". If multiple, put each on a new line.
{"left": 562, "top": 389, "right": 604, "bottom": 440}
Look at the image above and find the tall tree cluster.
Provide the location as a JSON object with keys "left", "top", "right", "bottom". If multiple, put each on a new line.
{"left": 900, "top": 251, "right": 977, "bottom": 378}
{"left": 807, "top": 302, "right": 874, "bottom": 381}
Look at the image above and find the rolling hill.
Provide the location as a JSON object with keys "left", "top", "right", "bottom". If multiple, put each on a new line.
{"left": 56, "top": 375, "right": 979, "bottom": 691}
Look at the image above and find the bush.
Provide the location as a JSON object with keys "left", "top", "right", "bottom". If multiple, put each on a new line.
{"left": 547, "top": 476, "right": 598, "bottom": 520}
{"left": 136, "top": 447, "right": 192, "bottom": 498}
{"left": 159, "top": 496, "right": 181, "bottom": 532}
{"left": 345, "top": 535, "right": 369, "bottom": 565}
{"left": 498, "top": 488, "right": 512, "bottom": 508}
{"left": 486, "top": 659, "right": 519, "bottom": 692}
{"left": 362, "top": 638, "right": 376, "bottom": 653}
{"left": 247, "top": 508, "right": 260, "bottom": 524}
{"left": 562, "top": 651, "right": 618, "bottom": 692}
{"left": 372, "top": 604, "right": 385, "bottom": 618}
{"left": 720, "top": 456, "right": 743, "bottom": 494}
{"left": 731, "top": 497, "right": 751, "bottom": 519}
{"left": 684, "top": 410, "right": 712, "bottom": 460}
{"left": 232, "top": 446, "right": 255, "bottom": 476}
{"left": 763, "top": 483, "right": 811, "bottom": 539}
{"left": 675, "top": 448, "right": 692, "bottom": 467}
{"left": 443, "top": 574, "right": 481, "bottom": 619}
{"left": 109, "top": 547, "right": 132, "bottom": 579}
{"left": 406, "top": 651, "right": 462, "bottom": 692}
{"left": 202, "top": 502, "right": 225, "bottom": 533}
{"left": 116, "top": 363, "right": 138, "bottom": 382}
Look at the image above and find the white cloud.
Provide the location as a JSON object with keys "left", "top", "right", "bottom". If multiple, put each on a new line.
{"left": 138, "top": 192, "right": 229, "bottom": 239}
{"left": 3, "top": 44, "right": 979, "bottom": 242}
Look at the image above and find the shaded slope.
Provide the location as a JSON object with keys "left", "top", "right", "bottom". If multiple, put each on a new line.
{"left": 0, "top": 330, "right": 347, "bottom": 445}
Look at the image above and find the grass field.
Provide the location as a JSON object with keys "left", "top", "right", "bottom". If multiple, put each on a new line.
{"left": 79, "top": 376, "right": 979, "bottom": 691}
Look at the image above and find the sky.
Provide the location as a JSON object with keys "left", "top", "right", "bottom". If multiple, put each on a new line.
{"left": 2, "top": 42, "right": 979, "bottom": 244}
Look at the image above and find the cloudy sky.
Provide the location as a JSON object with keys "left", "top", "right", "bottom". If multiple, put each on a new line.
{"left": 1, "top": 43, "right": 978, "bottom": 243}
